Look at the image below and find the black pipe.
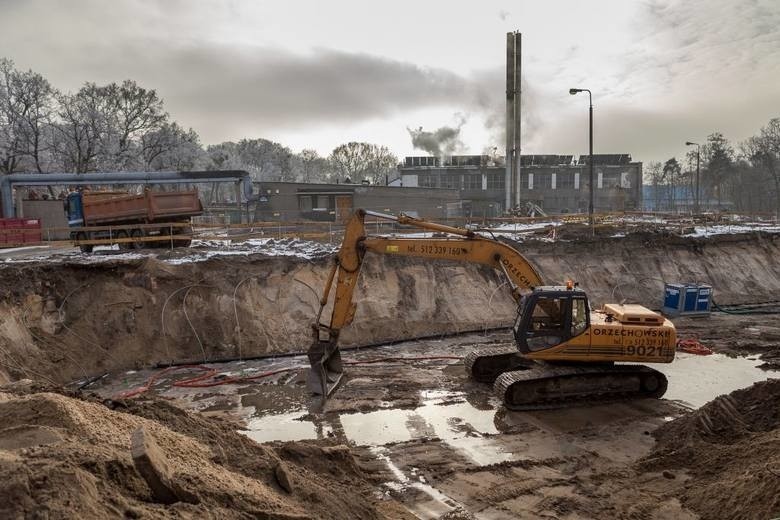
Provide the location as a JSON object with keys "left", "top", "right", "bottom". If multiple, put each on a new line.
{"left": 153, "top": 325, "right": 512, "bottom": 369}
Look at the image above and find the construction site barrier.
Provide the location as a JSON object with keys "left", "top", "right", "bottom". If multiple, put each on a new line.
{"left": 0, "top": 210, "right": 776, "bottom": 250}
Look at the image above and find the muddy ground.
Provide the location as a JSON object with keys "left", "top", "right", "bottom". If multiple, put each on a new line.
{"left": 2, "top": 231, "right": 780, "bottom": 518}
{"left": 84, "top": 313, "right": 779, "bottom": 520}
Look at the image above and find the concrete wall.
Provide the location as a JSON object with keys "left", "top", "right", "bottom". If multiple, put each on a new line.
{"left": 247, "top": 182, "right": 460, "bottom": 222}
{"left": 20, "top": 200, "right": 70, "bottom": 239}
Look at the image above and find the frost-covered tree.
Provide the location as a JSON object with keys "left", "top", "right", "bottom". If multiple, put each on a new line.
{"left": 295, "top": 148, "right": 331, "bottom": 183}
{"left": 51, "top": 80, "right": 167, "bottom": 172}
{"left": 0, "top": 58, "right": 58, "bottom": 173}
{"left": 140, "top": 122, "right": 203, "bottom": 171}
{"left": 742, "top": 118, "right": 780, "bottom": 216}
{"left": 329, "top": 142, "right": 398, "bottom": 184}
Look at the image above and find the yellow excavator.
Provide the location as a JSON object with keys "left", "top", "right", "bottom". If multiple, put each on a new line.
{"left": 308, "top": 209, "right": 677, "bottom": 410}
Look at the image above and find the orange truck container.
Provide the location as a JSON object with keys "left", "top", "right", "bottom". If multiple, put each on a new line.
{"left": 65, "top": 189, "right": 203, "bottom": 253}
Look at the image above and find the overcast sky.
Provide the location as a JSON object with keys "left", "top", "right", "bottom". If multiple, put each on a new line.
{"left": 1, "top": 0, "right": 778, "bottom": 164}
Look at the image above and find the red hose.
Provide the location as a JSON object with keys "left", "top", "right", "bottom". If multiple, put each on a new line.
{"left": 113, "top": 355, "right": 462, "bottom": 399}
{"left": 676, "top": 337, "right": 713, "bottom": 355}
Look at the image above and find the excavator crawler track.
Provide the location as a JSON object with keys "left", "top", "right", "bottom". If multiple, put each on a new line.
{"left": 494, "top": 363, "right": 668, "bottom": 411}
{"left": 464, "top": 345, "right": 534, "bottom": 384}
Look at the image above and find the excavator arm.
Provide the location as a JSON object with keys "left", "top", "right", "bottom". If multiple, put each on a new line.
{"left": 307, "top": 208, "right": 544, "bottom": 397}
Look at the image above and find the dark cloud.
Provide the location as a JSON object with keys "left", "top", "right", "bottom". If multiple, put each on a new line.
{"left": 37, "top": 41, "right": 474, "bottom": 143}
{"left": 0, "top": 0, "right": 482, "bottom": 143}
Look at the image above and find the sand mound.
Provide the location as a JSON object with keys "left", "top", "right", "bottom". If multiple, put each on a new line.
{"left": 643, "top": 379, "right": 780, "bottom": 520}
{"left": 0, "top": 389, "right": 412, "bottom": 519}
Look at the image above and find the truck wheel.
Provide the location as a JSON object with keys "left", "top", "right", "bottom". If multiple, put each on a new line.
{"left": 76, "top": 232, "right": 93, "bottom": 253}
{"left": 130, "top": 229, "right": 145, "bottom": 249}
{"left": 115, "top": 230, "right": 130, "bottom": 250}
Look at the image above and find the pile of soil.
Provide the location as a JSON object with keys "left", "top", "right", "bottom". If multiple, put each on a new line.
{"left": 0, "top": 384, "right": 412, "bottom": 519}
{"left": 643, "top": 379, "right": 780, "bottom": 520}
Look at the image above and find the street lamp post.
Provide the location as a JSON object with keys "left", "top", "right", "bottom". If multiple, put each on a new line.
{"left": 685, "top": 141, "right": 700, "bottom": 214}
{"left": 569, "top": 88, "right": 594, "bottom": 228}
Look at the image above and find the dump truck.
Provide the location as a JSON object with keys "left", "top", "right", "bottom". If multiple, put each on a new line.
{"left": 309, "top": 209, "right": 677, "bottom": 410}
{"left": 65, "top": 189, "right": 203, "bottom": 253}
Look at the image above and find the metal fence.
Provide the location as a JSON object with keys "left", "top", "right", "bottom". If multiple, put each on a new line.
{"left": 0, "top": 210, "right": 777, "bottom": 250}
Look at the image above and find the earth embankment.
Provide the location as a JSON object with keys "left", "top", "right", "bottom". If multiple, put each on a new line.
{"left": 1, "top": 232, "right": 778, "bottom": 383}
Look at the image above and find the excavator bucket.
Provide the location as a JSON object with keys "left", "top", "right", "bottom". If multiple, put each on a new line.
{"left": 307, "top": 338, "right": 344, "bottom": 397}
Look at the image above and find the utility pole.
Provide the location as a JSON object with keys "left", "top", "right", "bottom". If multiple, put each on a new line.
{"left": 570, "top": 88, "right": 594, "bottom": 229}
{"left": 685, "top": 141, "right": 700, "bottom": 213}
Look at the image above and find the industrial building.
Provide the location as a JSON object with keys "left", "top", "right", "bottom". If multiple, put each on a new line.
{"left": 236, "top": 181, "right": 460, "bottom": 223}
{"left": 399, "top": 154, "right": 643, "bottom": 217}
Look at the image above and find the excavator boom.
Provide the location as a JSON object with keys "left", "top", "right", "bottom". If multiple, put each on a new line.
{"left": 308, "top": 209, "right": 542, "bottom": 397}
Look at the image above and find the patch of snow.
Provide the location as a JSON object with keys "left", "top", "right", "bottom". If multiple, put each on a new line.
{"left": 683, "top": 224, "right": 780, "bottom": 237}
{"left": 164, "top": 237, "right": 337, "bottom": 264}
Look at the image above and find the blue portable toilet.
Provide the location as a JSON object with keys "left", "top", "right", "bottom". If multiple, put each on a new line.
{"left": 663, "top": 284, "right": 684, "bottom": 316}
{"left": 695, "top": 285, "right": 713, "bottom": 313}
{"left": 683, "top": 286, "right": 699, "bottom": 313}
{"left": 662, "top": 283, "right": 712, "bottom": 317}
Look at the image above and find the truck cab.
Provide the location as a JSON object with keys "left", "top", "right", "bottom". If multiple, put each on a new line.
{"left": 64, "top": 191, "right": 85, "bottom": 227}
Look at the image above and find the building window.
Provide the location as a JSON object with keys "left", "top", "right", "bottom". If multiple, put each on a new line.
{"left": 299, "top": 195, "right": 313, "bottom": 211}
{"left": 486, "top": 173, "right": 505, "bottom": 190}
{"left": 558, "top": 172, "right": 574, "bottom": 189}
{"left": 574, "top": 172, "right": 580, "bottom": 190}
{"left": 315, "top": 195, "right": 330, "bottom": 209}
{"left": 528, "top": 173, "right": 534, "bottom": 190}
{"left": 463, "top": 174, "right": 481, "bottom": 190}
{"left": 419, "top": 175, "right": 436, "bottom": 188}
{"left": 440, "top": 174, "right": 459, "bottom": 189}
{"left": 603, "top": 172, "right": 622, "bottom": 188}
{"left": 536, "top": 173, "right": 552, "bottom": 190}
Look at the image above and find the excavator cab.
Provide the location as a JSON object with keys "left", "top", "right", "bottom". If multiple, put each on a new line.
{"left": 514, "top": 287, "right": 590, "bottom": 354}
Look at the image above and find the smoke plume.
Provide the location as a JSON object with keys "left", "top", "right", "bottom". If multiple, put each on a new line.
{"left": 407, "top": 115, "right": 466, "bottom": 157}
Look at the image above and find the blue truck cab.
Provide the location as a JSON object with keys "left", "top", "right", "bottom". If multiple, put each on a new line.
{"left": 65, "top": 191, "right": 85, "bottom": 227}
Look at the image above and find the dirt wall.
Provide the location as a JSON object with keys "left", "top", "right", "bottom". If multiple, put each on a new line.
{"left": 1, "top": 232, "right": 779, "bottom": 384}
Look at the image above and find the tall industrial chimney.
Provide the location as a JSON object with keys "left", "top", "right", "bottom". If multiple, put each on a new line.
{"left": 505, "top": 32, "right": 521, "bottom": 212}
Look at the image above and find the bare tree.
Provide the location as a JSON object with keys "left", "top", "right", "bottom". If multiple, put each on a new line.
{"left": 51, "top": 80, "right": 169, "bottom": 172}
{"left": 0, "top": 59, "right": 58, "bottom": 174}
{"left": 701, "top": 132, "right": 734, "bottom": 209}
{"left": 52, "top": 85, "right": 107, "bottom": 173}
{"left": 646, "top": 161, "right": 664, "bottom": 210}
{"left": 663, "top": 157, "right": 681, "bottom": 211}
{"left": 234, "top": 138, "right": 293, "bottom": 181}
{"left": 329, "top": 142, "right": 398, "bottom": 184}
{"left": 104, "top": 80, "right": 167, "bottom": 169}
{"left": 742, "top": 118, "right": 780, "bottom": 217}
{"left": 297, "top": 148, "right": 330, "bottom": 183}
{"left": 140, "top": 122, "right": 203, "bottom": 171}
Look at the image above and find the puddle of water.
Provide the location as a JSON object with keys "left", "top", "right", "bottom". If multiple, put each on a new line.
{"left": 653, "top": 352, "right": 779, "bottom": 408}
{"left": 242, "top": 389, "right": 514, "bottom": 467}
{"left": 243, "top": 411, "right": 329, "bottom": 443}
{"left": 340, "top": 408, "right": 419, "bottom": 445}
